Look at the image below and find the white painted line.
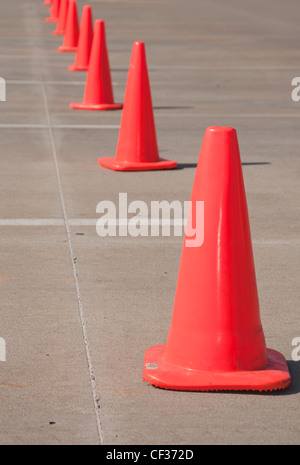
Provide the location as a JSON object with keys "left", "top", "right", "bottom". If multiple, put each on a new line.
{"left": 45, "top": 81, "right": 119, "bottom": 86}
{"left": 151, "top": 65, "right": 300, "bottom": 71}
{"left": 253, "top": 239, "right": 300, "bottom": 246}
{"left": 154, "top": 113, "right": 300, "bottom": 118}
{"left": 4, "top": 80, "right": 80, "bottom": 85}
{"left": 2, "top": 64, "right": 299, "bottom": 71}
{"left": 5, "top": 80, "right": 117, "bottom": 86}
{"left": 0, "top": 218, "right": 299, "bottom": 247}
{"left": 44, "top": 81, "right": 85, "bottom": 85}
{"left": 0, "top": 124, "right": 120, "bottom": 129}
{"left": 72, "top": 237, "right": 300, "bottom": 246}
{"left": 53, "top": 125, "right": 120, "bottom": 129}
{"left": 0, "top": 124, "right": 49, "bottom": 128}
{"left": 0, "top": 219, "right": 64, "bottom": 226}
{"left": 0, "top": 219, "right": 186, "bottom": 226}
{"left": 6, "top": 80, "right": 83, "bottom": 85}
{"left": 94, "top": 219, "right": 187, "bottom": 226}
{"left": 6, "top": 80, "right": 41, "bottom": 85}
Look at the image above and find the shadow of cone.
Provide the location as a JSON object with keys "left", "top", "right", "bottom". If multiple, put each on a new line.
{"left": 69, "top": 5, "right": 93, "bottom": 71}
{"left": 45, "top": 0, "right": 60, "bottom": 22}
{"left": 58, "top": 0, "right": 79, "bottom": 52}
{"left": 143, "top": 126, "right": 291, "bottom": 392}
{"left": 53, "top": 0, "right": 68, "bottom": 36}
{"left": 98, "top": 41, "right": 177, "bottom": 171}
{"left": 70, "top": 20, "right": 122, "bottom": 110}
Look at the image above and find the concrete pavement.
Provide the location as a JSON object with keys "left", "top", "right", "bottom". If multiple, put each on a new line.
{"left": 0, "top": 0, "right": 299, "bottom": 445}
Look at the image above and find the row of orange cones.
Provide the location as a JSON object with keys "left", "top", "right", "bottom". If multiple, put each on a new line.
{"left": 44, "top": 0, "right": 291, "bottom": 391}
{"left": 45, "top": 0, "right": 177, "bottom": 170}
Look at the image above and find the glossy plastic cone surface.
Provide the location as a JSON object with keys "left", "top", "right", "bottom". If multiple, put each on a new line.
{"left": 53, "top": 0, "right": 68, "bottom": 35}
{"left": 70, "top": 20, "right": 122, "bottom": 110}
{"left": 69, "top": 5, "right": 93, "bottom": 71}
{"left": 143, "top": 126, "right": 291, "bottom": 391}
{"left": 45, "top": 0, "right": 60, "bottom": 22}
{"left": 98, "top": 41, "right": 177, "bottom": 171}
{"left": 58, "top": 0, "right": 79, "bottom": 52}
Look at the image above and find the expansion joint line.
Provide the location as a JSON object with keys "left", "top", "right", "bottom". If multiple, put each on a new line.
{"left": 40, "top": 78, "right": 104, "bottom": 445}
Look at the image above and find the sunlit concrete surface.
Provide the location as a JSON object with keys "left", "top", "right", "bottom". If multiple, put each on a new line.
{"left": 0, "top": 0, "right": 299, "bottom": 445}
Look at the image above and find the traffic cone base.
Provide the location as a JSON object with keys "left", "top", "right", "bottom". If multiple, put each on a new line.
{"left": 98, "top": 156, "right": 177, "bottom": 171}
{"left": 70, "top": 102, "right": 122, "bottom": 111}
{"left": 68, "top": 64, "right": 88, "bottom": 71}
{"left": 143, "top": 346, "right": 291, "bottom": 392}
{"left": 58, "top": 45, "right": 77, "bottom": 52}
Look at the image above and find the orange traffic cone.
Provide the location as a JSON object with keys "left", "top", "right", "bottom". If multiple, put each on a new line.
{"left": 143, "top": 126, "right": 291, "bottom": 392}
{"left": 53, "top": 0, "right": 68, "bottom": 35}
{"left": 44, "top": 0, "right": 52, "bottom": 6}
{"left": 70, "top": 20, "right": 122, "bottom": 110}
{"left": 98, "top": 41, "right": 177, "bottom": 171}
{"left": 45, "top": 0, "right": 60, "bottom": 22}
{"left": 69, "top": 5, "right": 93, "bottom": 71}
{"left": 58, "top": 0, "right": 79, "bottom": 52}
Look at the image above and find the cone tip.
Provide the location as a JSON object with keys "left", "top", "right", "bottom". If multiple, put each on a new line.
{"left": 131, "top": 41, "right": 146, "bottom": 59}
{"left": 82, "top": 5, "right": 92, "bottom": 13}
{"left": 95, "top": 19, "right": 105, "bottom": 26}
{"left": 68, "top": 0, "right": 78, "bottom": 13}
{"left": 133, "top": 41, "right": 145, "bottom": 49}
{"left": 207, "top": 126, "right": 236, "bottom": 135}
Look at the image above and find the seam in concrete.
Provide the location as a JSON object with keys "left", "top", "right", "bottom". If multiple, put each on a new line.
{"left": 40, "top": 79, "right": 104, "bottom": 446}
